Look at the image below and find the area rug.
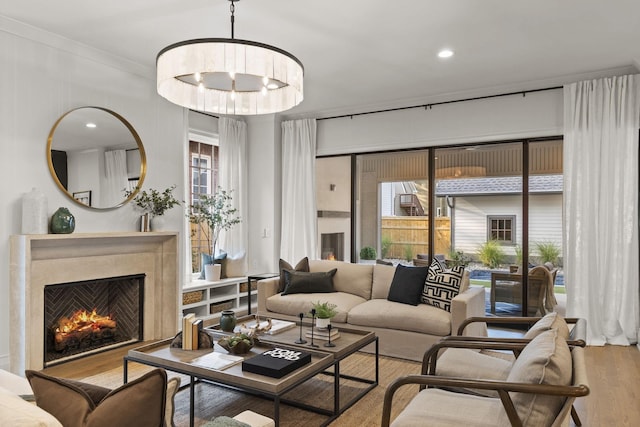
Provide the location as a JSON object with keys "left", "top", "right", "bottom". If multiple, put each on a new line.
{"left": 79, "top": 352, "right": 420, "bottom": 427}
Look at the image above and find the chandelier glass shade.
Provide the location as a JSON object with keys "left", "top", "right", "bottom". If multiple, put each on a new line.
{"left": 156, "top": 3, "right": 304, "bottom": 115}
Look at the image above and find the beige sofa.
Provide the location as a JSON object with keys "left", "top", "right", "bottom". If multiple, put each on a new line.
{"left": 257, "top": 260, "right": 487, "bottom": 361}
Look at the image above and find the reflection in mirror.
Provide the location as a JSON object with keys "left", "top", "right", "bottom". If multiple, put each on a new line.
{"left": 47, "top": 107, "right": 146, "bottom": 209}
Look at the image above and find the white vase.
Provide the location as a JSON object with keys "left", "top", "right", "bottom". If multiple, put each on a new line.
{"left": 205, "top": 264, "right": 222, "bottom": 281}
{"left": 21, "top": 188, "right": 48, "bottom": 234}
{"left": 316, "top": 317, "right": 331, "bottom": 329}
{"left": 150, "top": 216, "right": 164, "bottom": 231}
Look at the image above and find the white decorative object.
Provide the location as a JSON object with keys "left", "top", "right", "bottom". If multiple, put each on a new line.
{"left": 150, "top": 216, "right": 164, "bottom": 231}
{"left": 21, "top": 188, "right": 48, "bottom": 234}
{"left": 205, "top": 264, "right": 222, "bottom": 282}
{"left": 316, "top": 317, "right": 331, "bottom": 329}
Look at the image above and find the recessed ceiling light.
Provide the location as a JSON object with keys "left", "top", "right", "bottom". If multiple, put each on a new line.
{"left": 85, "top": 123, "right": 97, "bottom": 128}
{"left": 438, "top": 49, "right": 454, "bottom": 59}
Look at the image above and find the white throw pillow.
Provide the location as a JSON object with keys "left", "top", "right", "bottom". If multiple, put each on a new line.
{"left": 225, "top": 251, "right": 247, "bottom": 278}
{"left": 0, "top": 386, "right": 63, "bottom": 427}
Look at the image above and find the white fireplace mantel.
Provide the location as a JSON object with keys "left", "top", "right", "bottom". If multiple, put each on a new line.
{"left": 9, "top": 232, "right": 179, "bottom": 373}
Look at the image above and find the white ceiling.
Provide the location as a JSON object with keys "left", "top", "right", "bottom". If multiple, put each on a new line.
{"left": 2, "top": 0, "right": 640, "bottom": 118}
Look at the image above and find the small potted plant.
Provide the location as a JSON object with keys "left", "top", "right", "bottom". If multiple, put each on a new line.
{"left": 126, "top": 185, "right": 180, "bottom": 231}
{"left": 359, "top": 246, "right": 377, "bottom": 264}
{"left": 311, "top": 301, "right": 338, "bottom": 329}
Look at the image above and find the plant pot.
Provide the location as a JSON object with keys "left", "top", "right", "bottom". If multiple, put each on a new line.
{"left": 150, "top": 216, "right": 164, "bottom": 231}
{"left": 205, "top": 264, "right": 222, "bottom": 281}
{"left": 316, "top": 317, "right": 331, "bottom": 329}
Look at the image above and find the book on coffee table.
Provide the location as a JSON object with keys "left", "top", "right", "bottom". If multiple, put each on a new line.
{"left": 242, "top": 347, "right": 311, "bottom": 378}
{"left": 191, "top": 351, "right": 244, "bottom": 371}
{"left": 305, "top": 327, "right": 340, "bottom": 341}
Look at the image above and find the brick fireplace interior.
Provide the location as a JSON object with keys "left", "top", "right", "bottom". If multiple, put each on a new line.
{"left": 43, "top": 274, "right": 145, "bottom": 367}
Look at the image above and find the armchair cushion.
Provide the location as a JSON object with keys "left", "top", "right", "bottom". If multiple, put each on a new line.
{"left": 506, "top": 328, "right": 572, "bottom": 426}
{"left": 421, "top": 260, "right": 465, "bottom": 312}
{"left": 387, "top": 265, "right": 429, "bottom": 306}
{"left": 282, "top": 269, "right": 337, "bottom": 295}
{"left": 523, "top": 312, "right": 570, "bottom": 340}
{"left": 278, "top": 257, "right": 309, "bottom": 293}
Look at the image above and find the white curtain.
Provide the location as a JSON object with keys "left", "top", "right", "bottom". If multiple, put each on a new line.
{"left": 103, "top": 149, "right": 128, "bottom": 207}
{"left": 280, "top": 119, "right": 318, "bottom": 261}
{"left": 564, "top": 74, "right": 640, "bottom": 346}
{"left": 219, "top": 117, "right": 248, "bottom": 263}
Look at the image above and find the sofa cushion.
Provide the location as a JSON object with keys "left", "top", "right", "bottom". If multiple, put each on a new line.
{"left": 422, "top": 262, "right": 465, "bottom": 312}
{"left": 523, "top": 312, "right": 570, "bottom": 340}
{"left": 371, "top": 264, "right": 396, "bottom": 299}
{"left": 387, "top": 265, "right": 430, "bottom": 306}
{"left": 26, "top": 368, "right": 167, "bottom": 427}
{"left": 266, "top": 291, "right": 365, "bottom": 323}
{"left": 348, "top": 299, "right": 452, "bottom": 335}
{"left": 225, "top": 251, "right": 246, "bottom": 278}
{"left": 278, "top": 257, "right": 309, "bottom": 293}
{"left": 309, "top": 260, "right": 373, "bottom": 300}
{"left": 506, "top": 329, "right": 572, "bottom": 426}
{"left": 0, "top": 385, "right": 63, "bottom": 427}
{"left": 282, "top": 269, "right": 337, "bottom": 295}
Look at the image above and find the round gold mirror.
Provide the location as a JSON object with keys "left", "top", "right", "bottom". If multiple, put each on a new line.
{"left": 47, "top": 107, "right": 147, "bottom": 209}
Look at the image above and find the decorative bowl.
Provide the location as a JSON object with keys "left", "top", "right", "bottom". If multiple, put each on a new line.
{"left": 217, "top": 333, "right": 255, "bottom": 355}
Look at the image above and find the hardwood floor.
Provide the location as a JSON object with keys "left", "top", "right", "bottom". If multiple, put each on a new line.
{"left": 42, "top": 339, "right": 640, "bottom": 426}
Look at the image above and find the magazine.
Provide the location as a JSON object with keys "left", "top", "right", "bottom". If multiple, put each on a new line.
{"left": 191, "top": 351, "right": 243, "bottom": 370}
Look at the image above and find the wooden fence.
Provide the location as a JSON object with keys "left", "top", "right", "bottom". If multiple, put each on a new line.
{"left": 381, "top": 216, "right": 451, "bottom": 260}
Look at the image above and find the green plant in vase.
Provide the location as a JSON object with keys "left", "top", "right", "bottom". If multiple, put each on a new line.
{"left": 311, "top": 301, "right": 337, "bottom": 329}
{"left": 125, "top": 185, "right": 180, "bottom": 231}
{"left": 187, "top": 186, "right": 241, "bottom": 279}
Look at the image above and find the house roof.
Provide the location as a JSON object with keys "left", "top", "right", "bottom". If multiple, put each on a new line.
{"left": 435, "top": 174, "right": 563, "bottom": 196}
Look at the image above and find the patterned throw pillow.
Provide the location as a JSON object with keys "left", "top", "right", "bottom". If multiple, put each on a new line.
{"left": 422, "top": 260, "right": 465, "bottom": 312}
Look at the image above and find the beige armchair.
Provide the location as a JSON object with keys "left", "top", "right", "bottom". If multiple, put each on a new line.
{"left": 381, "top": 328, "right": 589, "bottom": 427}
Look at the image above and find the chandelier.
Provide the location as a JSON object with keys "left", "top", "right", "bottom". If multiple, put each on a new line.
{"left": 156, "top": 0, "right": 304, "bottom": 115}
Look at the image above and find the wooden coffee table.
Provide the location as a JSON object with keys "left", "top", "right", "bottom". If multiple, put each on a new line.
{"left": 124, "top": 322, "right": 378, "bottom": 426}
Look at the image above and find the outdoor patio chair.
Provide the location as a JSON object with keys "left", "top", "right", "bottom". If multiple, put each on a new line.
{"left": 491, "top": 265, "right": 551, "bottom": 316}
{"left": 381, "top": 328, "right": 590, "bottom": 427}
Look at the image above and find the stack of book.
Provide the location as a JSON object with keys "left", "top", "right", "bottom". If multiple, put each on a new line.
{"left": 305, "top": 327, "right": 340, "bottom": 341}
{"left": 242, "top": 348, "right": 311, "bottom": 378}
{"left": 182, "top": 313, "right": 203, "bottom": 350}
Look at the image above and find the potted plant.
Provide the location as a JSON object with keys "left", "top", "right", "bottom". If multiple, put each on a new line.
{"left": 187, "top": 187, "right": 241, "bottom": 279}
{"left": 311, "top": 301, "right": 337, "bottom": 329}
{"left": 125, "top": 185, "right": 180, "bottom": 231}
{"left": 359, "top": 246, "right": 377, "bottom": 263}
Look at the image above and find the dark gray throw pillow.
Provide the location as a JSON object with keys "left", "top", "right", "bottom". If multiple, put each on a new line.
{"left": 278, "top": 257, "right": 310, "bottom": 293}
{"left": 282, "top": 269, "right": 337, "bottom": 295}
{"left": 387, "top": 264, "right": 430, "bottom": 306}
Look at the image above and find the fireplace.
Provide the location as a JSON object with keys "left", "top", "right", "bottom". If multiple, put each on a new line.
{"left": 10, "top": 232, "right": 179, "bottom": 373}
{"left": 43, "top": 274, "right": 144, "bottom": 367}
{"left": 321, "top": 233, "right": 345, "bottom": 261}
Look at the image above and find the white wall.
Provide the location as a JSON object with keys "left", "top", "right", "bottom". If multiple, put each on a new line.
{"left": 447, "top": 194, "right": 563, "bottom": 260}
{"left": 0, "top": 18, "right": 186, "bottom": 370}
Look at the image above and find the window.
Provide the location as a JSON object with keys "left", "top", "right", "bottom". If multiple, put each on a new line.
{"left": 188, "top": 139, "right": 218, "bottom": 273}
{"left": 487, "top": 215, "right": 516, "bottom": 243}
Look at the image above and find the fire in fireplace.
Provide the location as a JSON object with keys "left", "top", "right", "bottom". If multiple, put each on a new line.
{"left": 321, "top": 233, "right": 345, "bottom": 261}
{"left": 53, "top": 308, "right": 117, "bottom": 352}
{"left": 44, "top": 274, "right": 144, "bottom": 366}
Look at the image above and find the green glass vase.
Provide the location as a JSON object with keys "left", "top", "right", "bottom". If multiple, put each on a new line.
{"left": 50, "top": 207, "right": 75, "bottom": 234}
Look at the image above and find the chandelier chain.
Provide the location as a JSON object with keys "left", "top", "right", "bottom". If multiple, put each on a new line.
{"left": 229, "top": 0, "right": 236, "bottom": 39}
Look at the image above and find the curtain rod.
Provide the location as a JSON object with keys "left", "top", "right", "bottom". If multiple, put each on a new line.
{"left": 190, "top": 109, "right": 220, "bottom": 119}
{"left": 316, "top": 86, "right": 563, "bottom": 121}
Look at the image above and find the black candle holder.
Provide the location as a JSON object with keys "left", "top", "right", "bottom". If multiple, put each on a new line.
{"left": 309, "top": 309, "right": 319, "bottom": 348}
{"left": 324, "top": 324, "right": 336, "bottom": 347}
{"left": 295, "top": 312, "right": 307, "bottom": 344}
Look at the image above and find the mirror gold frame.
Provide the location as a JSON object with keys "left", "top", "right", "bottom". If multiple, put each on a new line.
{"left": 46, "top": 106, "right": 147, "bottom": 210}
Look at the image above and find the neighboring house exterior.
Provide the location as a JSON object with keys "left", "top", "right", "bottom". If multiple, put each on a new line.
{"left": 435, "top": 174, "right": 563, "bottom": 261}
